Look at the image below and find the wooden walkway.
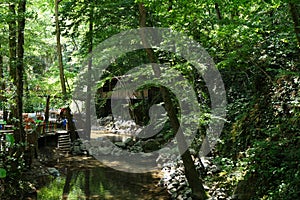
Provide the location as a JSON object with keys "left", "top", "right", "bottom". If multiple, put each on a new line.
{"left": 0, "top": 122, "right": 72, "bottom": 156}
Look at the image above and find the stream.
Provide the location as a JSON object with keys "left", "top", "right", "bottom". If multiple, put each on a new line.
{"left": 35, "top": 127, "right": 170, "bottom": 200}
{"left": 37, "top": 155, "right": 169, "bottom": 200}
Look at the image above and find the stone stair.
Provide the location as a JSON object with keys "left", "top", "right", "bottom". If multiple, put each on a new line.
{"left": 57, "top": 133, "right": 71, "bottom": 153}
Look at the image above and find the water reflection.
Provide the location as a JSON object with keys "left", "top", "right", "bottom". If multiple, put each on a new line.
{"left": 38, "top": 156, "right": 169, "bottom": 200}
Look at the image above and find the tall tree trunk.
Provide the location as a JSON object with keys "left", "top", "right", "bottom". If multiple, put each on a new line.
{"left": 85, "top": 0, "right": 94, "bottom": 140}
{"left": 0, "top": 43, "right": 3, "bottom": 103}
{"left": 0, "top": 43, "right": 7, "bottom": 122}
{"left": 6, "top": 0, "right": 28, "bottom": 170}
{"left": 8, "top": 3, "right": 17, "bottom": 122}
{"left": 55, "top": 0, "right": 66, "bottom": 96}
{"left": 15, "top": 0, "right": 26, "bottom": 143}
{"left": 288, "top": 3, "right": 300, "bottom": 47}
{"left": 8, "top": 3, "right": 17, "bottom": 82}
{"left": 55, "top": 0, "right": 78, "bottom": 141}
{"left": 138, "top": 3, "right": 207, "bottom": 200}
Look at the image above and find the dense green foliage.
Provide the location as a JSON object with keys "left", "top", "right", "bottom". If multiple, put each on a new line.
{"left": 0, "top": 0, "right": 299, "bottom": 199}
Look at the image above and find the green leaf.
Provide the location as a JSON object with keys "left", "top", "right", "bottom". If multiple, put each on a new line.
{"left": 0, "top": 168, "right": 7, "bottom": 178}
{"left": 6, "top": 134, "right": 15, "bottom": 146}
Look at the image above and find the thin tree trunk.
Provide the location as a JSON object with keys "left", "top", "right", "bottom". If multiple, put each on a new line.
{"left": 8, "top": 3, "right": 17, "bottom": 82}
{"left": 288, "top": 3, "right": 300, "bottom": 47}
{"left": 0, "top": 43, "right": 7, "bottom": 122}
{"left": 55, "top": 0, "right": 78, "bottom": 141}
{"left": 15, "top": 0, "right": 26, "bottom": 143}
{"left": 138, "top": 3, "right": 207, "bottom": 200}
{"left": 0, "top": 43, "right": 2, "bottom": 98}
{"left": 85, "top": 1, "right": 94, "bottom": 140}
{"left": 8, "top": 3, "right": 17, "bottom": 123}
{"left": 55, "top": 0, "right": 66, "bottom": 96}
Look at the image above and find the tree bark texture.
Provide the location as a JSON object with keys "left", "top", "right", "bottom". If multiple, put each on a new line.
{"left": 8, "top": 3, "right": 17, "bottom": 83}
{"left": 55, "top": 0, "right": 67, "bottom": 96}
{"left": 0, "top": 43, "right": 7, "bottom": 121}
{"left": 85, "top": 1, "right": 94, "bottom": 140}
{"left": 15, "top": 0, "right": 26, "bottom": 143}
{"left": 8, "top": 3, "right": 17, "bottom": 124}
{"left": 138, "top": 3, "right": 207, "bottom": 200}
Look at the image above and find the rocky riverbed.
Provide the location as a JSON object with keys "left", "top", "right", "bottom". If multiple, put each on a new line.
{"left": 22, "top": 117, "right": 242, "bottom": 200}
{"left": 71, "top": 117, "right": 239, "bottom": 199}
{"left": 71, "top": 136, "right": 235, "bottom": 199}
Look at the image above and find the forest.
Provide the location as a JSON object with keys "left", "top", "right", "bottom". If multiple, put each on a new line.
{"left": 0, "top": 0, "right": 299, "bottom": 199}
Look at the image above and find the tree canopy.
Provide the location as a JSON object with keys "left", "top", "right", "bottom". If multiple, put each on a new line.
{"left": 0, "top": 0, "right": 299, "bottom": 199}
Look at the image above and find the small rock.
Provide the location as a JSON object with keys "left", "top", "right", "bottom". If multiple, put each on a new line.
{"left": 47, "top": 167, "right": 60, "bottom": 177}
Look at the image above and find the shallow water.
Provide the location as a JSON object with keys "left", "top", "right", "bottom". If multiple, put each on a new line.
{"left": 37, "top": 156, "right": 169, "bottom": 200}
